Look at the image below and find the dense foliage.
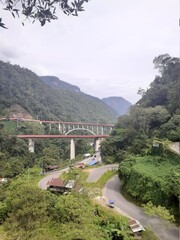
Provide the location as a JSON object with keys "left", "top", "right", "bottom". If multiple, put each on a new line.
{"left": 101, "top": 54, "right": 180, "bottom": 220}
{"left": 0, "top": 168, "right": 136, "bottom": 240}
{"left": 119, "top": 151, "right": 180, "bottom": 212}
{"left": 101, "top": 54, "right": 180, "bottom": 162}
{"left": 0, "top": 61, "right": 117, "bottom": 123}
{"left": 138, "top": 54, "right": 180, "bottom": 115}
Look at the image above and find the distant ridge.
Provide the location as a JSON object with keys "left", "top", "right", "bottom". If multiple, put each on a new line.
{"left": 0, "top": 61, "right": 118, "bottom": 123}
{"left": 40, "top": 76, "right": 80, "bottom": 93}
{"left": 102, "top": 96, "right": 132, "bottom": 116}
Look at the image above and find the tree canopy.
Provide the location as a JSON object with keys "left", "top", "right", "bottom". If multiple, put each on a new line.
{"left": 1, "top": 0, "right": 90, "bottom": 28}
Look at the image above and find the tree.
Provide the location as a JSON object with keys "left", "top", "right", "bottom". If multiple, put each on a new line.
{"left": 1, "top": 0, "right": 90, "bottom": 28}
{"left": 4, "top": 185, "right": 48, "bottom": 240}
{"left": 138, "top": 54, "right": 180, "bottom": 114}
{"left": 137, "top": 87, "right": 146, "bottom": 97}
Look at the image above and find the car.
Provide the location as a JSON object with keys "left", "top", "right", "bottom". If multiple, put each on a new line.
{"left": 83, "top": 153, "right": 91, "bottom": 158}
{"left": 75, "top": 162, "right": 85, "bottom": 169}
{"left": 107, "top": 200, "right": 115, "bottom": 208}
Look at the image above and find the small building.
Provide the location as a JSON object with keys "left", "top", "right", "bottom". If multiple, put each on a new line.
{"left": 45, "top": 165, "right": 59, "bottom": 172}
{"left": 47, "top": 178, "right": 66, "bottom": 193}
{"left": 65, "top": 180, "right": 75, "bottom": 190}
{"left": 47, "top": 178, "right": 75, "bottom": 194}
{"left": 129, "top": 219, "right": 145, "bottom": 239}
{"left": 75, "top": 162, "right": 85, "bottom": 169}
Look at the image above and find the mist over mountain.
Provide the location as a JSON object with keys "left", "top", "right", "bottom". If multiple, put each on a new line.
{"left": 102, "top": 96, "right": 132, "bottom": 116}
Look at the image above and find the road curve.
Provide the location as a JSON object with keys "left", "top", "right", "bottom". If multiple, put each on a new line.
{"left": 38, "top": 167, "right": 69, "bottom": 190}
{"left": 86, "top": 164, "right": 118, "bottom": 182}
{"left": 38, "top": 157, "right": 94, "bottom": 190}
{"left": 103, "top": 175, "right": 179, "bottom": 240}
{"left": 38, "top": 164, "right": 179, "bottom": 240}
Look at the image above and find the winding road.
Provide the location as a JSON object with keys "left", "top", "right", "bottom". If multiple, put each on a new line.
{"left": 38, "top": 164, "right": 179, "bottom": 240}
{"left": 102, "top": 175, "right": 179, "bottom": 240}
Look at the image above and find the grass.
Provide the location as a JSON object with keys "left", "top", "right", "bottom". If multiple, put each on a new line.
{"left": 86, "top": 169, "right": 118, "bottom": 188}
{"left": 141, "top": 228, "right": 158, "bottom": 240}
{"left": 0, "top": 226, "right": 6, "bottom": 240}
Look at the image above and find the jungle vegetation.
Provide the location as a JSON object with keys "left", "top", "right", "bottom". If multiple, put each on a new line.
{"left": 0, "top": 53, "right": 178, "bottom": 238}
{"left": 101, "top": 54, "right": 180, "bottom": 220}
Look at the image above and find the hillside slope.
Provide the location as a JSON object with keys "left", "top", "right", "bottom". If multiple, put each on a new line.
{"left": 102, "top": 96, "right": 132, "bottom": 116}
{"left": 0, "top": 61, "right": 118, "bottom": 123}
{"left": 40, "top": 76, "right": 80, "bottom": 93}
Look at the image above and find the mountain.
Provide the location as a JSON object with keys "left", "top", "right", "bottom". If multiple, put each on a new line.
{"left": 40, "top": 76, "right": 80, "bottom": 93}
{"left": 0, "top": 61, "right": 118, "bottom": 123}
{"left": 102, "top": 96, "right": 132, "bottom": 116}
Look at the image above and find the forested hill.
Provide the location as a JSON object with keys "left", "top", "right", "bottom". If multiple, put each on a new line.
{"left": 102, "top": 96, "right": 132, "bottom": 116}
{"left": 101, "top": 54, "right": 180, "bottom": 221}
{"left": 40, "top": 76, "right": 81, "bottom": 93}
{"left": 0, "top": 61, "right": 118, "bottom": 123}
{"left": 137, "top": 54, "right": 180, "bottom": 114}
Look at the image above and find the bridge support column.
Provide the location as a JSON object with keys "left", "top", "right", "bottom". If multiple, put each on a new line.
{"left": 58, "top": 123, "right": 62, "bottom": 133}
{"left": 29, "top": 139, "right": 35, "bottom": 153}
{"left": 94, "top": 138, "right": 102, "bottom": 152}
{"left": 101, "top": 126, "right": 104, "bottom": 135}
{"left": 70, "top": 139, "right": 75, "bottom": 160}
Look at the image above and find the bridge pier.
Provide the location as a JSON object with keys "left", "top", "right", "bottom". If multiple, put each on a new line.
{"left": 94, "top": 138, "right": 102, "bottom": 152}
{"left": 28, "top": 139, "right": 35, "bottom": 153}
{"left": 70, "top": 139, "right": 75, "bottom": 160}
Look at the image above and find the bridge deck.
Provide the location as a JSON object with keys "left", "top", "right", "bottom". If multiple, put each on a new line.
{"left": 16, "top": 134, "right": 109, "bottom": 139}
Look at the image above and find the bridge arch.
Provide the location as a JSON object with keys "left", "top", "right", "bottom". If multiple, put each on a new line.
{"left": 65, "top": 128, "right": 96, "bottom": 136}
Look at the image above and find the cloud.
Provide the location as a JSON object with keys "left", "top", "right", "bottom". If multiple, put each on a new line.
{"left": 0, "top": 40, "right": 24, "bottom": 61}
{"left": 0, "top": 0, "right": 178, "bottom": 105}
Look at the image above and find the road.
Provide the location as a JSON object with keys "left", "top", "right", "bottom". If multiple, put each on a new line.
{"left": 86, "top": 164, "right": 118, "bottom": 182}
{"left": 38, "top": 163, "right": 179, "bottom": 240}
{"left": 38, "top": 167, "right": 70, "bottom": 190}
{"left": 103, "top": 175, "right": 179, "bottom": 240}
{"left": 38, "top": 156, "right": 94, "bottom": 190}
{"left": 87, "top": 165, "right": 179, "bottom": 239}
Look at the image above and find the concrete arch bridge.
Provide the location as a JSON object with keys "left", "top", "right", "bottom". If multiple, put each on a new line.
{"left": 10, "top": 119, "right": 114, "bottom": 159}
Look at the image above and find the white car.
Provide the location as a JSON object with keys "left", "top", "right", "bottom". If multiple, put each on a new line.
{"left": 107, "top": 200, "right": 115, "bottom": 208}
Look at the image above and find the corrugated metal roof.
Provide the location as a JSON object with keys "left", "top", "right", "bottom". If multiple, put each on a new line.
{"left": 47, "top": 178, "right": 65, "bottom": 187}
{"left": 88, "top": 159, "right": 99, "bottom": 166}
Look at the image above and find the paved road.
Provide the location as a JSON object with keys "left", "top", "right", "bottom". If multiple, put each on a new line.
{"left": 38, "top": 156, "right": 94, "bottom": 190}
{"left": 103, "top": 175, "right": 179, "bottom": 240}
{"left": 38, "top": 167, "right": 70, "bottom": 190}
{"left": 38, "top": 163, "right": 179, "bottom": 240}
{"left": 86, "top": 164, "right": 118, "bottom": 182}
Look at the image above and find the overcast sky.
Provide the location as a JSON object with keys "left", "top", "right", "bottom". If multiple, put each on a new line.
{"left": 0, "top": 0, "right": 179, "bottom": 103}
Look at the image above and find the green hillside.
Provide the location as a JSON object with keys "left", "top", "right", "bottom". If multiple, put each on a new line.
{"left": 101, "top": 54, "right": 180, "bottom": 221}
{"left": 0, "top": 61, "right": 118, "bottom": 123}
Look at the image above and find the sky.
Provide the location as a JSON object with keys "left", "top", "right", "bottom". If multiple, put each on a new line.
{"left": 0, "top": 0, "right": 179, "bottom": 104}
